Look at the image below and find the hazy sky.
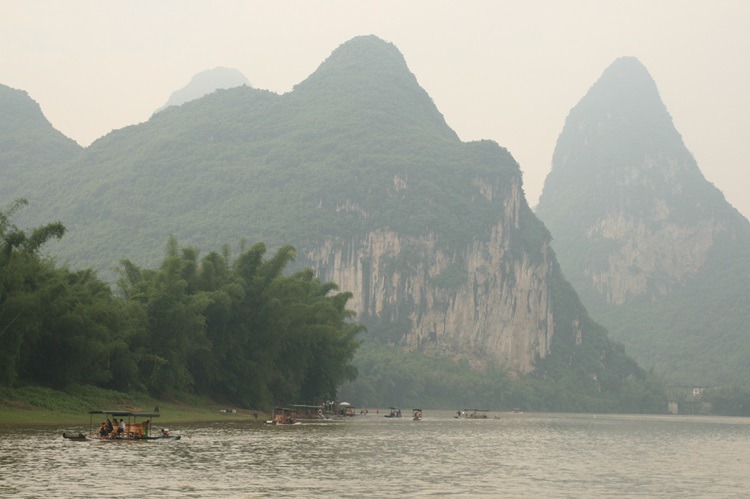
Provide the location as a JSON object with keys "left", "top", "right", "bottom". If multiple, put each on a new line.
{"left": 3, "top": 0, "right": 749, "bottom": 218}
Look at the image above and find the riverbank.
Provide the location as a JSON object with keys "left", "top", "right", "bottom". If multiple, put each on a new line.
{"left": 0, "top": 385, "right": 266, "bottom": 425}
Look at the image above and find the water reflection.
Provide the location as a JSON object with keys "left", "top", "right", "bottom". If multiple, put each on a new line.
{"left": 1, "top": 412, "right": 749, "bottom": 496}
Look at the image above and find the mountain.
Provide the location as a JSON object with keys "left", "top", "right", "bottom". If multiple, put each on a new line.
{"left": 154, "top": 67, "right": 250, "bottom": 113}
{"left": 5, "top": 36, "right": 653, "bottom": 408}
{"left": 0, "top": 84, "right": 83, "bottom": 204}
{"left": 536, "top": 57, "right": 750, "bottom": 386}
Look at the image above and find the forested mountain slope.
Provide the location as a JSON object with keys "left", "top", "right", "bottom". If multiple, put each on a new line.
{"left": 2, "top": 37, "right": 659, "bottom": 409}
{"left": 536, "top": 57, "right": 750, "bottom": 386}
{"left": 0, "top": 84, "right": 82, "bottom": 203}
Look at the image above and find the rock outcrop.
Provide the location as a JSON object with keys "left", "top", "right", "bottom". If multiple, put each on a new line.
{"left": 307, "top": 177, "right": 553, "bottom": 373}
{"left": 537, "top": 57, "right": 750, "bottom": 385}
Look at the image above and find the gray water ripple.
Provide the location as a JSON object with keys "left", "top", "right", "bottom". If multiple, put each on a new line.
{"left": 1, "top": 412, "right": 749, "bottom": 497}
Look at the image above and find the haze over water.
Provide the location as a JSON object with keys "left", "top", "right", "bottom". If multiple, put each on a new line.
{"left": 2, "top": 412, "right": 749, "bottom": 496}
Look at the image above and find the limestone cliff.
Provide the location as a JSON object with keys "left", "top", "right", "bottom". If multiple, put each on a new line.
{"left": 307, "top": 176, "right": 554, "bottom": 374}
{"left": 536, "top": 56, "right": 750, "bottom": 385}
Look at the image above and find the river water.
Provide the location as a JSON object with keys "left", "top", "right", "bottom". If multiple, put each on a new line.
{"left": 1, "top": 411, "right": 748, "bottom": 497}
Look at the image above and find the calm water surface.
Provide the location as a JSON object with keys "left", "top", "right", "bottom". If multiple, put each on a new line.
{"left": 1, "top": 412, "right": 749, "bottom": 497}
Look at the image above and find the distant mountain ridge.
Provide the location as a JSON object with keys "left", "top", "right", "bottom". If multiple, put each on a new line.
{"left": 1, "top": 36, "right": 652, "bottom": 407}
{"left": 537, "top": 57, "right": 750, "bottom": 386}
{"left": 154, "top": 66, "right": 250, "bottom": 113}
{"left": 0, "top": 84, "right": 82, "bottom": 203}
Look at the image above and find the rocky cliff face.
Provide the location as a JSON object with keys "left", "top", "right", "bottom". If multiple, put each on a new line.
{"left": 307, "top": 175, "right": 554, "bottom": 374}
{"left": 538, "top": 57, "right": 733, "bottom": 306}
{"left": 579, "top": 165, "right": 727, "bottom": 305}
{"left": 536, "top": 56, "right": 750, "bottom": 385}
{"left": 586, "top": 216, "right": 723, "bottom": 305}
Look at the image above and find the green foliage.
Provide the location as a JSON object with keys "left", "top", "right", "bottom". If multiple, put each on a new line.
{"left": 13, "top": 38, "right": 519, "bottom": 281}
{"left": 338, "top": 339, "right": 513, "bottom": 409}
{"left": 1, "top": 202, "right": 362, "bottom": 407}
{"left": 431, "top": 259, "right": 468, "bottom": 289}
{"left": 705, "top": 385, "right": 750, "bottom": 417}
{"left": 340, "top": 336, "right": 665, "bottom": 413}
{"left": 114, "top": 238, "right": 363, "bottom": 406}
{"left": 0, "top": 85, "right": 82, "bottom": 206}
{"left": 2, "top": 43, "right": 670, "bottom": 413}
{"left": 527, "top": 262, "right": 666, "bottom": 413}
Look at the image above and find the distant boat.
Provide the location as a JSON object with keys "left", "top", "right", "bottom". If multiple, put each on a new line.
{"left": 265, "top": 406, "right": 300, "bottom": 425}
{"left": 454, "top": 409, "right": 489, "bottom": 419}
{"left": 62, "top": 410, "right": 180, "bottom": 441}
{"left": 384, "top": 407, "right": 402, "bottom": 418}
{"left": 338, "top": 401, "right": 356, "bottom": 417}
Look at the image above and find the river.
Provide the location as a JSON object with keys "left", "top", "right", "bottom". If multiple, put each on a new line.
{"left": 1, "top": 411, "right": 748, "bottom": 497}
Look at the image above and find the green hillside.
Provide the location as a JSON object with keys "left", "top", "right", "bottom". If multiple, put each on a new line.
{"left": 1, "top": 37, "right": 663, "bottom": 411}
{"left": 0, "top": 84, "right": 82, "bottom": 203}
{"left": 537, "top": 57, "right": 750, "bottom": 386}
{"left": 25, "top": 37, "right": 517, "bottom": 275}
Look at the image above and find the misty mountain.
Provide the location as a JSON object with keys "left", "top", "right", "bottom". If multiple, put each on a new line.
{"left": 3, "top": 36, "right": 655, "bottom": 409}
{"left": 154, "top": 66, "right": 250, "bottom": 113}
{"left": 0, "top": 84, "right": 82, "bottom": 203}
{"left": 536, "top": 57, "right": 750, "bottom": 386}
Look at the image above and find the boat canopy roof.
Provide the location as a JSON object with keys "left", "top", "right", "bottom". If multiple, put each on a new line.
{"left": 291, "top": 404, "right": 323, "bottom": 409}
{"left": 88, "top": 410, "right": 160, "bottom": 418}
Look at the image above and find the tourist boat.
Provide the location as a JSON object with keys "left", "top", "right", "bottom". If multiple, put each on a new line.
{"left": 412, "top": 409, "right": 423, "bottom": 421}
{"left": 291, "top": 404, "right": 331, "bottom": 421}
{"left": 384, "top": 407, "right": 402, "bottom": 418}
{"left": 454, "top": 409, "right": 489, "bottom": 419}
{"left": 265, "top": 406, "right": 300, "bottom": 425}
{"left": 63, "top": 410, "right": 180, "bottom": 441}
{"left": 337, "top": 401, "right": 356, "bottom": 417}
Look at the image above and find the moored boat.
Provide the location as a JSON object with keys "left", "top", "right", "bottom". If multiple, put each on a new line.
{"left": 337, "top": 401, "right": 356, "bottom": 417}
{"left": 63, "top": 410, "right": 180, "bottom": 441}
{"left": 291, "top": 404, "right": 331, "bottom": 421}
{"left": 265, "top": 406, "right": 300, "bottom": 425}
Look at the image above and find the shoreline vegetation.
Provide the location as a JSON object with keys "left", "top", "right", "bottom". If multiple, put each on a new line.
{"left": 0, "top": 385, "right": 265, "bottom": 426}
{"left": 1, "top": 203, "right": 362, "bottom": 420}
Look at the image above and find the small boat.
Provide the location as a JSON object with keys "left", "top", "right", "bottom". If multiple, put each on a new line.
{"left": 454, "top": 409, "right": 489, "bottom": 419}
{"left": 412, "top": 409, "right": 423, "bottom": 421}
{"left": 63, "top": 410, "right": 180, "bottom": 441}
{"left": 265, "top": 407, "right": 300, "bottom": 425}
{"left": 337, "top": 401, "right": 356, "bottom": 417}
{"left": 384, "top": 407, "right": 402, "bottom": 418}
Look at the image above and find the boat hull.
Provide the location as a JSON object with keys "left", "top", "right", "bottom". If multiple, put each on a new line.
{"left": 63, "top": 432, "right": 181, "bottom": 441}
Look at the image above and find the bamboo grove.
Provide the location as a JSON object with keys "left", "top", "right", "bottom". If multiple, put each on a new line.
{"left": 0, "top": 199, "right": 362, "bottom": 406}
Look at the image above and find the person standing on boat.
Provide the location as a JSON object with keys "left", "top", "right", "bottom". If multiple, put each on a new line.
{"left": 106, "top": 418, "right": 114, "bottom": 435}
{"left": 118, "top": 418, "right": 126, "bottom": 437}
